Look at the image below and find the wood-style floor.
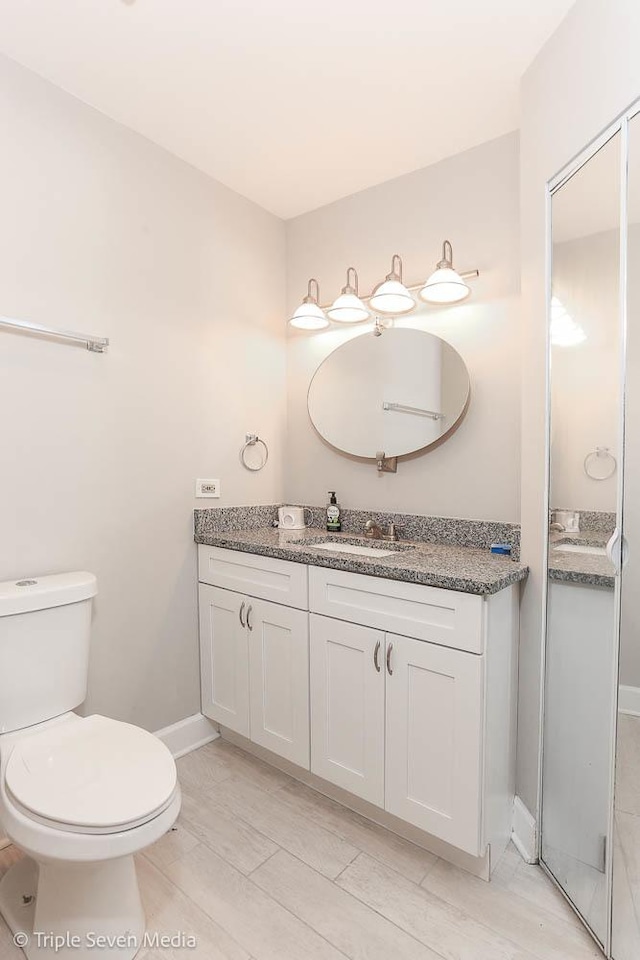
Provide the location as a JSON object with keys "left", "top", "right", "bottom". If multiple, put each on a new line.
{"left": 0, "top": 738, "right": 603, "bottom": 960}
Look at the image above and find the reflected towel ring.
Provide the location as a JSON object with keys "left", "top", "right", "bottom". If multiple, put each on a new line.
{"left": 240, "top": 433, "right": 269, "bottom": 472}
{"left": 584, "top": 447, "right": 617, "bottom": 481}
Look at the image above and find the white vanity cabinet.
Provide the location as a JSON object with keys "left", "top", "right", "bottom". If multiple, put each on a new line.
{"left": 308, "top": 566, "right": 517, "bottom": 859}
{"left": 384, "top": 632, "right": 483, "bottom": 854}
{"left": 198, "top": 583, "right": 251, "bottom": 737}
{"left": 247, "top": 598, "right": 309, "bottom": 767}
{"left": 198, "top": 547, "right": 310, "bottom": 767}
{"left": 198, "top": 544, "right": 519, "bottom": 868}
{"left": 309, "top": 615, "right": 386, "bottom": 805}
{"left": 308, "top": 615, "right": 485, "bottom": 853}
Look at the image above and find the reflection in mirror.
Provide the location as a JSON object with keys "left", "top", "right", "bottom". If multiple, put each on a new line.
{"left": 542, "top": 131, "right": 621, "bottom": 947}
{"left": 307, "top": 328, "right": 470, "bottom": 460}
{"left": 613, "top": 111, "right": 640, "bottom": 960}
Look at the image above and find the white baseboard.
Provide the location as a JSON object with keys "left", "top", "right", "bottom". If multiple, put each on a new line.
{"left": 511, "top": 796, "right": 538, "bottom": 863}
{"left": 619, "top": 685, "right": 640, "bottom": 717}
{"left": 153, "top": 712, "right": 219, "bottom": 759}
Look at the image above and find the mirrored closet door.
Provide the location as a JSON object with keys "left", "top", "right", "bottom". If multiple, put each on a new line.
{"left": 541, "top": 103, "right": 640, "bottom": 959}
{"left": 612, "top": 109, "right": 640, "bottom": 960}
{"left": 542, "top": 127, "right": 622, "bottom": 950}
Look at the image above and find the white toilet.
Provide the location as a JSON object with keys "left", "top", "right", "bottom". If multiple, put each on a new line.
{"left": 0, "top": 572, "right": 181, "bottom": 960}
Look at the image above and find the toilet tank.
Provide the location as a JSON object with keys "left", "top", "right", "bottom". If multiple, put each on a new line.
{"left": 0, "top": 572, "right": 97, "bottom": 734}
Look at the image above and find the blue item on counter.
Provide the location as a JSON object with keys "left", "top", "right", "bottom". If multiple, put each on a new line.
{"left": 490, "top": 543, "right": 512, "bottom": 556}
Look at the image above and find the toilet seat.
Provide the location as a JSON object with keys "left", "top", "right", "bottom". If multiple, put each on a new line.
{"left": 4, "top": 714, "right": 177, "bottom": 835}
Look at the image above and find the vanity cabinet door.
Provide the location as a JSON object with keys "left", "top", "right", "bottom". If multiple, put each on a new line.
{"left": 385, "top": 633, "right": 484, "bottom": 856}
{"left": 199, "top": 584, "right": 250, "bottom": 737}
{"left": 248, "top": 599, "right": 310, "bottom": 768}
{"left": 309, "top": 614, "right": 385, "bottom": 806}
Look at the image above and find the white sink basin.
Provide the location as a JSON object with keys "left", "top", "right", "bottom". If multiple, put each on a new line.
{"left": 310, "top": 541, "right": 398, "bottom": 558}
{"left": 553, "top": 543, "right": 607, "bottom": 556}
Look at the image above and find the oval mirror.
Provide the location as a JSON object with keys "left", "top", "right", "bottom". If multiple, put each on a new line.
{"left": 307, "top": 328, "right": 470, "bottom": 459}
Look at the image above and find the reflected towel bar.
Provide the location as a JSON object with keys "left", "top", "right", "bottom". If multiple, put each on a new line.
{"left": 0, "top": 315, "right": 109, "bottom": 353}
{"left": 382, "top": 402, "right": 444, "bottom": 420}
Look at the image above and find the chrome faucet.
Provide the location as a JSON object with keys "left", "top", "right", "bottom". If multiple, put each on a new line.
{"left": 364, "top": 519, "right": 398, "bottom": 541}
{"left": 549, "top": 508, "right": 565, "bottom": 534}
{"left": 364, "top": 520, "right": 382, "bottom": 539}
{"left": 549, "top": 508, "right": 567, "bottom": 534}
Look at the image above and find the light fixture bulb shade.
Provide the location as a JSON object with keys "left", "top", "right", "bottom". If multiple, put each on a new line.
{"left": 550, "top": 297, "right": 567, "bottom": 322}
{"left": 550, "top": 296, "right": 586, "bottom": 346}
{"left": 289, "top": 301, "right": 329, "bottom": 330}
{"left": 327, "top": 292, "right": 370, "bottom": 323}
{"left": 419, "top": 267, "right": 470, "bottom": 304}
{"left": 369, "top": 279, "right": 415, "bottom": 315}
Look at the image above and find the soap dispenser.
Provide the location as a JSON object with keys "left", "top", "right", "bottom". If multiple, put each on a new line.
{"left": 326, "top": 491, "right": 342, "bottom": 532}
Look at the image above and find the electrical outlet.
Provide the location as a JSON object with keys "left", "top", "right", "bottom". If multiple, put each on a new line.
{"left": 195, "top": 478, "right": 220, "bottom": 498}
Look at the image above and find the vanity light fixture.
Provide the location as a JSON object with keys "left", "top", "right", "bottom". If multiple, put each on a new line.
{"left": 419, "top": 240, "right": 471, "bottom": 304}
{"left": 287, "top": 246, "right": 480, "bottom": 332}
{"left": 327, "top": 267, "right": 370, "bottom": 323}
{"left": 550, "top": 296, "right": 586, "bottom": 346}
{"left": 369, "top": 255, "right": 415, "bottom": 315}
{"left": 289, "top": 278, "right": 329, "bottom": 330}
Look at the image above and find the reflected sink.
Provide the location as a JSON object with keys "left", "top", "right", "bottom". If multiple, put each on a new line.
{"left": 552, "top": 543, "right": 607, "bottom": 556}
{"left": 309, "top": 541, "right": 398, "bottom": 558}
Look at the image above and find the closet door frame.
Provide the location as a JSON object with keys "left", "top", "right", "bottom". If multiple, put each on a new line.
{"left": 540, "top": 99, "right": 640, "bottom": 957}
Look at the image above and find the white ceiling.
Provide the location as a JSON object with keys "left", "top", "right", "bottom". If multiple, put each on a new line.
{"left": 0, "top": 0, "right": 575, "bottom": 219}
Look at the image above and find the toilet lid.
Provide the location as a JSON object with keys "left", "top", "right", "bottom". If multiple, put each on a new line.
{"left": 5, "top": 715, "right": 177, "bottom": 830}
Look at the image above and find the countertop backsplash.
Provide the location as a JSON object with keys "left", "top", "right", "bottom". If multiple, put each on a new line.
{"left": 194, "top": 504, "right": 521, "bottom": 560}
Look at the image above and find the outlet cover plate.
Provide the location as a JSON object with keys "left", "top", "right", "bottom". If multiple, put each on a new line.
{"left": 196, "top": 479, "right": 220, "bottom": 498}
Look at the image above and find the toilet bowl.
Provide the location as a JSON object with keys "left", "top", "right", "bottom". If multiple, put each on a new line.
{"left": 0, "top": 714, "right": 180, "bottom": 959}
{"left": 0, "top": 573, "right": 181, "bottom": 959}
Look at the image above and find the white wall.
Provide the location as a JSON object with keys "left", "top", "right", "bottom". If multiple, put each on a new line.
{"left": 285, "top": 133, "right": 521, "bottom": 522}
{"left": 0, "top": 54, "right": 286, "bottom": 732}
{"left": 519, "top": 0, "right": 640, "bottom": 815}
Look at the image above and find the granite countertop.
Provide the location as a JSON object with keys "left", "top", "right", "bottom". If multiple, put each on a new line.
{"left": 548, "top": 532, "right": 615, "bottom": 588}
{"left": 194, "top": 526, "right": 529, "bottom": 596}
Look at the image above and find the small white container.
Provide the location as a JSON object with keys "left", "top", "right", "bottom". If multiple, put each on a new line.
{"left": 278, "top": 506, "right": 308, "bottom": 530}
{"left": 553, "top": 509, "right": 580, "bottom": 533}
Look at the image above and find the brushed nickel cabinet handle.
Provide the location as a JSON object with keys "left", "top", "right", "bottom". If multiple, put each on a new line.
{"left": 239, "top": 601, "right": 246, "bottom": 628}
{"left": 386, "top": 641, "right": 393, "bottom": 676}
{"left": 373, "top": 639, "right": 381, "bottom": 673}
{"left": 247, "top": 604, "right": 253, "bottom": 631}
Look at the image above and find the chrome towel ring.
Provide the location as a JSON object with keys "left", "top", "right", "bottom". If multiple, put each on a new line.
{"left": 240, "top": 433, "right": 269, "bottom": 472}
{"left": 584, "top": 446, "right": 617, "bottom": 481}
